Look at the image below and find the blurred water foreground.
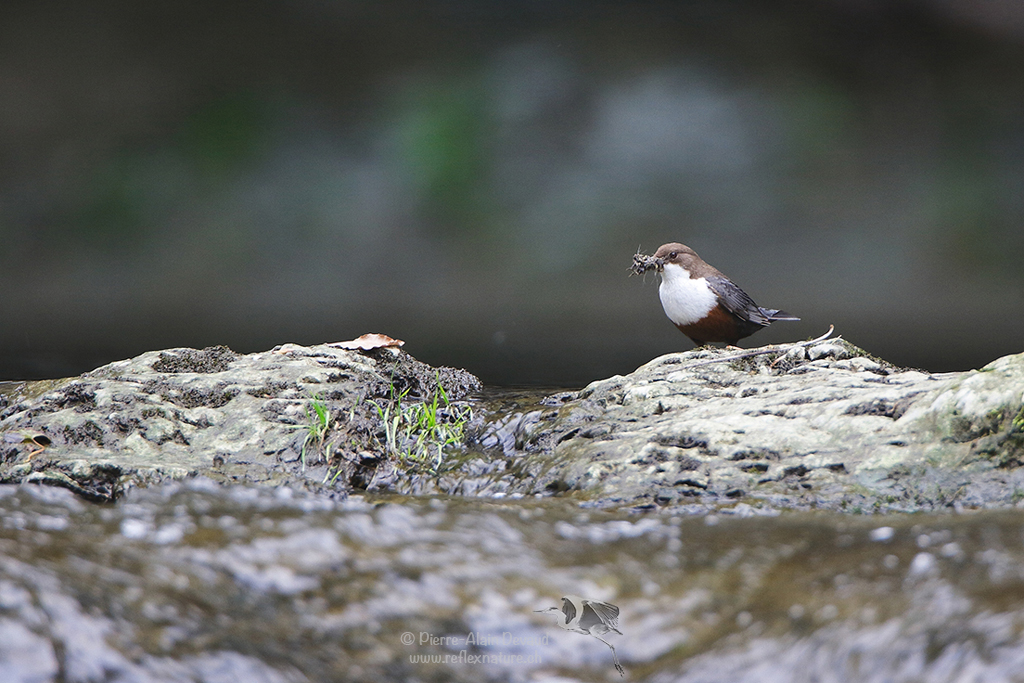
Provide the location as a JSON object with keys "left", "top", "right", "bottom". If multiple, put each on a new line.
{"left": 3, "top": 482, "right": 1024, "bottom": 683}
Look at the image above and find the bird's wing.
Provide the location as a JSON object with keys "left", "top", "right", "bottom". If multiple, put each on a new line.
{"left": 561, "top": 597, "right": 577, "bottom": 624}
{"left": 582, "top": 600, "right": 620, "bottom": 630}
{"left": 706, "top": 275, "right": 771, "bottom": 326}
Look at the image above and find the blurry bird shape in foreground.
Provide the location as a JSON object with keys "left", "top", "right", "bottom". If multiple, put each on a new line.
{"left": 536, "top": 594, "right": 625, "bottom": 676}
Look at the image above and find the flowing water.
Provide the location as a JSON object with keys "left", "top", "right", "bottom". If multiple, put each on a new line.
{"left": 3, "top": 476, "right": 1024, "bottom": 682}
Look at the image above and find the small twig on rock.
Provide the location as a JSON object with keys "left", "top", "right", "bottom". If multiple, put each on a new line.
{"left": 673, "top": 325, "right": 838, "bottom": 371}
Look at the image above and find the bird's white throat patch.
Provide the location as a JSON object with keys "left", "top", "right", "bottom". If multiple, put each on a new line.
{"left": 658, "top": 263, "right": 717, "bottom": 325}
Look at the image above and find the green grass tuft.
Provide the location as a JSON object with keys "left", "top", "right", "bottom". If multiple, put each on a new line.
{"left": 298, "top": 394, "right": 332, "bottom": 471}
{"left": 373, "top": 376, "right": 472, "bottom": 473}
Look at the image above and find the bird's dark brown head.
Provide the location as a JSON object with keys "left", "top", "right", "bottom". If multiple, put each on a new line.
{"left": 652, "top": 242, "right": 704, "bottom": 272}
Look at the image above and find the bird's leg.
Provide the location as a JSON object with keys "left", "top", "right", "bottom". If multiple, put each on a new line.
{"left": 593, "top": 635, "right": 625, "bottom": 677}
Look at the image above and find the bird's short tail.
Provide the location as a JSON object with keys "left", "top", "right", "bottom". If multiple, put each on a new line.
{"left": 760, "top": 308, "right": 800, "bottom": 321}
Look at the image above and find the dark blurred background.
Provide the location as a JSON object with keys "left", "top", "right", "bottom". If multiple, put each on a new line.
{"left": 2, "top": 0, "right": 1023, "bottom": 386}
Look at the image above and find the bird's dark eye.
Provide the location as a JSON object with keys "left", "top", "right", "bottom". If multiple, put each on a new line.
{"left": 669, "top": 251, "right": 677, "bottom": 259}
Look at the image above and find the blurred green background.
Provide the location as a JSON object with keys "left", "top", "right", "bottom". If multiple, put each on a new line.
{"left": 2, "top": 0, "right": 1022, "bottom": 385}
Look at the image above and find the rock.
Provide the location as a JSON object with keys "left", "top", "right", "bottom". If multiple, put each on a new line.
{"left": 3, "top": 338, "right": 1024, "bottom": 513}
{"left": 495, "top": 340, "right": 1024, "bottom": 512}
{"left": 0, "top": 344, "right": 480, "bottom": 500}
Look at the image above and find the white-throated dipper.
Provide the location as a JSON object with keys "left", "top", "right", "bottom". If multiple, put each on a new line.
{"left": 633, "top": 242, "right": 799, "bottom": 346}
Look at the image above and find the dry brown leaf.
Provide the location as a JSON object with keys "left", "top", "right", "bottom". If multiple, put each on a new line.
{"left": 329, "top": 333, "right": 406, "bottom": 351}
